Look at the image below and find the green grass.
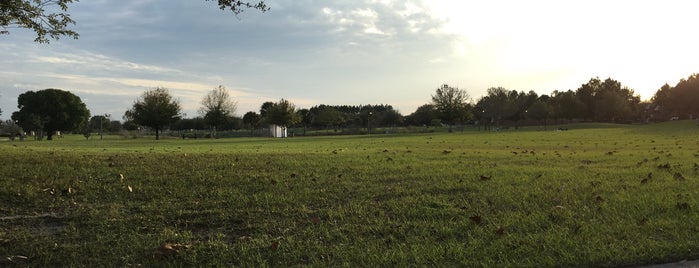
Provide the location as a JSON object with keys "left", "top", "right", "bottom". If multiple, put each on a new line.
{"left": 2, "top": 121, "right": 699, "bottom": 267}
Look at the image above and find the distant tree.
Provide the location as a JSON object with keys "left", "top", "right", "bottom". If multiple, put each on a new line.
{"left": 296, "top": 108, "right": 312, "bottom": 135}
{"left": 109, "top": 120, "right": 122, "bottom": 132}
{"left": 126, "top": 87, "right": 181, "bottom": 140}
{"left": 669, "top": 74, "right": 699, "bottom": 122}
{"left": 11, "top": 88, "right": 90, "bottom": 140}
{"left": 431, "top": 84, "right": 473, "bottom": 131}
{"left": 548, "top": 90, "right": 585, "bottom": 121}
{"left": 313, "top": 105, "right": 345, "bottom": 130}
{"left": 2, "top": 0, "right": 268, "bottom": 43}
{"left": 264, "top": 99, "right": 300, "bottom": 128}
{"left": 199, "top": 85, "right": 237, "bottom": 138}
{"left": 476, "top": 87, "right": 509, "bottom": 127}
{"left": 526, "top": 96, "right": 551, "bottom": 129}
{"left": 242, "top": 111, "right": 261, "bottom": 135}
{"left": 1, "top": 120, "right": 24, "bottom": 141}
{"left": 89, "top": 115, "right": 111, "bottom": 139}
{"left": 379, "top": 108, "right": 403, "bottom": 128}
{"left": 406, "top": 104, "right": 438, "bottom": 126}
{"left": 259, "top": 101, "right": 274, "bottom": 119}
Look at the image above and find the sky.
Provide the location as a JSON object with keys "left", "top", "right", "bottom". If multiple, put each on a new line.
{"left": 1, "top": 0, "right": 698, "bottom": 121}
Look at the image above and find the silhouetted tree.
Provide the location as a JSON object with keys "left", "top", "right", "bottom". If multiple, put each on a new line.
{"left": 126, "top": 87, "right": 181, "bottom": 140}
{"left": 200, "top": 85, "right": 237, "bottom": 138}
{"left": 12, "top": 88, "right": 90, "bottom": 140}
{"left": 3, "top": 0, "right": 268, "bottom": 43}
{"left": 431, "top": 84, "right": 472, "bottom": 131}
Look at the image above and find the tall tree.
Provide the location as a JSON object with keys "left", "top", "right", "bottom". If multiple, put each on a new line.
{"left": 199, "top": 85, "right": 237, "bottom": 138}
{"left": 127, "top": 87, "right": 181, "bottom": 140}
{"left": 313, "top": 105, "right": 345, "bottom": 130}
{"left": 406, "top": 104, "right": 438, "bottom": 126}
{"left": 264, "top": 99, "right": 300, "bottom": 128}
{"left": 2, "top": 0, "right": 268, "bottom": 43}
{"left": 431, "top": 84, "right": 472, "bottom": 131}
{"left": 242, "top": 111, "right": 261, "bottom": 135}
{"left": 11, "top": 88, "right": 89, "bottom": 140}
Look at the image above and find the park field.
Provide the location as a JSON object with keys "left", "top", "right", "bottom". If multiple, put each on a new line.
{"left": 1, "top": 121, "right": 699, "bottom": 267}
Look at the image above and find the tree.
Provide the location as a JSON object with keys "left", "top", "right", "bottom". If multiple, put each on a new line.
{"left": 109, "top": 120, "right": 122, "bottom": 133}
{"left": 313, "top": 105, "right": 345, "bottom": 130}
{"left": 242, "top": 111, "right": 261, "bottom": 135}
{"left": 526, "top": 96, "right": 551, "bottom": 129}
{"left": 296, "top": 108, "right": 312, "bottom": 135}
{"left": 199, "top": 85, "right": 237, "bottom": 138}
{"left": 1, "top": 120, "right": 24, "bottom": 141}
{"left": 406, "top": 104, "right": 438, "bottom": 126}
{"left": 264, "top": 99, "right": 300, "bottom": 128}
{"left": 89, "top": 114, "right": 111, "bottom": 139}
{"left": 2, "top": 0, "right": 268, "bottom": 43}
{"left": 431, "top": 84, "right": 472, "bottom": 131}
{"left": 11, "top": 88, "right": 90, "bottom": 140}
{"left": 127, "top": 87, "right": 181, "bottom": 140}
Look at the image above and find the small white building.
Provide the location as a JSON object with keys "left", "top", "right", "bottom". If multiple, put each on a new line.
{"left": 269, "top": 124, "right": 287, "bottom": 138}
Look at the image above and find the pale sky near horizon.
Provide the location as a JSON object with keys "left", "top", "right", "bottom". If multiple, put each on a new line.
{"left": 1, "top": 0, "right": 698, "bottom": 121}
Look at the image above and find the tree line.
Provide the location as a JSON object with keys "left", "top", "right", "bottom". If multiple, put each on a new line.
{"left": 2, "top": 74, "right": 699, "bottom": 140}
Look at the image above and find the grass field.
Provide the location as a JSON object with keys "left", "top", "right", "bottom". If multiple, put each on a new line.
{"left": 2, "top": 121, "right": 699, "bottom": 267}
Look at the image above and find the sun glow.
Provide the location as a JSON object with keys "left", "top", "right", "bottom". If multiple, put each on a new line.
{"left": 424, "top": 0, "right": 699, "bottom": 100}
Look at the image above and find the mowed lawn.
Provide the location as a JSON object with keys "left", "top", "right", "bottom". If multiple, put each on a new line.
{"left": 1, "top": 121, "right": 699, "bottom": 267}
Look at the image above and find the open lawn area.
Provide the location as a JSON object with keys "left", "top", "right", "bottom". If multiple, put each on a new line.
{"left": 2, "top": 121, "right": 699, "bottom": 267}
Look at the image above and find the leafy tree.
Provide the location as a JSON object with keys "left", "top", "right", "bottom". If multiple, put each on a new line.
{"left": 126, "top": 87, "right": 181, "bottom": 140}
{"left": 109, "top": 120, "right": 122, "bottom": 132}
{"left": 669, "top": 74, "right": 699, "bottom": 121}
{"left": 525, "top": 96, "right": 551, "bottom": 129}
{"left": 89, "top": 115, "right": 111, "bottom": 139}
{"left": 313, "top": 105, "right": 345, "bottom": 130}
{"left": 242, "top": 111, "right": 261, "bottom": 135}
{"left": 1, "top": 120, "right": 24, "bottom": 141}
{"left": 199, "top": 85, "right": 237, "bottom": 138}
{"left": 575, "top": 77, "right": 639, "bottom": 122}
{"left": 476, "top": 87, "right": 509, "bottom": 127}
{"left": 2, "top": 0, "right": 268, "bottom": 43}
{"left": 406, "top": 104, "right": 438, "bottom": 126}
{"left": 431, "top": 84, "right": 473, "bottom": 131}
{"left": 379, "top": 108, "right": 403, "bottom": 129}
{"left": 296, "top": 108, "right": 312, "bottom": 135}
{"left": 264, "top": 99, "right": 300, "bottom": 128}
{"left": 259, "top": 101, "right": 274, "bottom": 119}
{"left": 548, "top": 90, "right": 585, "bottom": 121}
{"left": 11, "top": 88, "right": 90, "bottom": 140}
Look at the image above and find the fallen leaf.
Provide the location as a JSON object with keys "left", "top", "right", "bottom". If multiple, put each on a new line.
{"left": 270, "top": 241, "right": 280, "bottom": 250}
{"left": 479, "top": 175, "right": 491, "bottom": 181}
{"left": 676, "top": 202, "right": 691, "bottom": 210}
{"left": 127, "top": 185, "right": 133, "bottom": 192}
{"left": 495, "top": 226, "right": 506, "bottom": 235}
{"left": 469, "top": 215, "right": 482, "bottom": 225}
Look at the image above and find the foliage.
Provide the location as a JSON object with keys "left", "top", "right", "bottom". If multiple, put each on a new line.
{"left": 311, "top": 105, "right": 345, "bottom": 129}
{"left": 1, "top": 122, "right": 699, "bottom": 266}
{"left": 242, "top": 111, "right": 261, "bottom": 130}
{"left": 199, "top": 85, "right": 237, "bottom": 137}
{"left": 431, "top": 84, "right": 473, "bottom": 128}
{"left": 11, "top": 88, "right": 90, "bottom": 140}
{"left": 126, "top": 87, "right": 181, "bottom": 140}
{"left": 0, "top": 120, "right": 24, "bottom": 140}
{"left": 263, "top": 99, "right": 300, "bottom": 127}
{"left": 89, "top": 115, "right": 111, "bottom": 133}
{"left": 651, "top": 74, "right": 699, "bottom": 122}
{"left": 2, "top": 0, "right": 267, "bottom": 43}
{"left": 0, "top": 0, "right": 78, "bottom": 43}
{"left": 405, "top": 104, "right": 438, "bottom": 126}
{"left": 205, "top": 0, "right": 269, "bottom": 14}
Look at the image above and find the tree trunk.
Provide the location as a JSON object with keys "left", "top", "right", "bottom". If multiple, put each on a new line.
{"left": 46, "top": 131, "right": 53, "bottom": 140}
{"left": 155, "top": 128, "right": 160, "bottom": 140}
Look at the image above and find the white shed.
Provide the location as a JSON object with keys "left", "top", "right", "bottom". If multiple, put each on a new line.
{"left": 269, "top": 124, "right": 287, "bottom": 138}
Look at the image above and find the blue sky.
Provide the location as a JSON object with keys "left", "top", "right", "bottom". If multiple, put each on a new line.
{"left": 1, "top": 0, "right": 698, "bottom": 121}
